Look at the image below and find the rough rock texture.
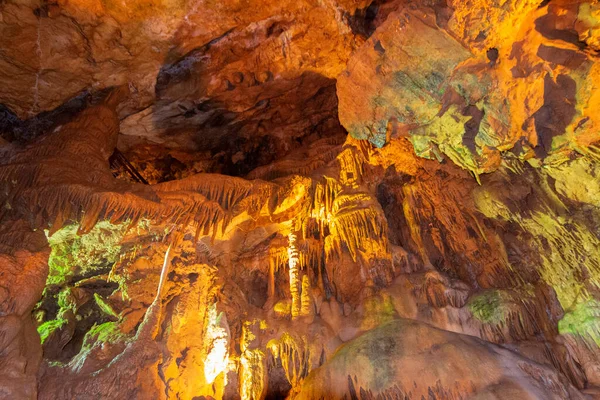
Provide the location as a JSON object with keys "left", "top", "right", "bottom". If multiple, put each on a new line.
{"left": 0, "top": 221, "right": 48, "bottom": 399}
{"left": 338, "top": 0, "right": 600, "bottom": 177}
{"left": 297, "top": 319, "right": 585, "bottom": 399}
{"left": 1, "top": 0, "right": 600, "bottom": 399}
{"left": 0, "top": 0, "right": 364, "bottom": 179}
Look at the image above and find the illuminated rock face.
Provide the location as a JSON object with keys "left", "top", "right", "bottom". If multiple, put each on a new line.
{"left": 1, "top": 0, "right": 600, "bottom": 399}
{"left": 338, "top": 0, "right": 600, "bottom": 177}
{"left": 297, "top": 319, "right": 586, "bottom": 400}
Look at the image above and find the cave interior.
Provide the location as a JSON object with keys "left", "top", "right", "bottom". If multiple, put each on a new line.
{"left": 2, "top": 0, "right": 600, "bottom": 399}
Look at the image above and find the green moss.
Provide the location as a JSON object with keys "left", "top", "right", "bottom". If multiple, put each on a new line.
{"left": 108, "top": 272, "right": 131, "bottom": 302}
{"left": 85, "top": 322, "right": 127, "bottom": 345}
{"left": 45, "top": 221, "right": 128, "bottom": 285}
{"left": 136, "top": 218, "right": 151, "bottom": 233}
{"left": 68, "top": 321, "right": 129, "bottom": 370}
{"left": 468, "top": 290, "right": 511, "bottom": 324}
{"left": 79, "top": 322, "right": 126, "bottom": 356}
{"left": 38, "top": 221, "right": 129, "bottom": 346}
{"left": 93, "top": 293, "right": 119, "bottom": 319}
{"left": 559, "top": 299, "right": 600, "bottom": 346}
{"left": 349, "top": 123, "right": 388, "bottom": 148}
{"left": 46, "top": 247, "right": 71, "bottom": 286}
{"left": 36, "top": 288, "right": 80, "bottom": 345}
{"left": 57, "top": 288, "right": 77, "bottom": 312}
{"left": 37, "top": 319, "right": 67, "bottom": 344}
{"left": 450, "top": 69, "right": 492, "bottom": 105}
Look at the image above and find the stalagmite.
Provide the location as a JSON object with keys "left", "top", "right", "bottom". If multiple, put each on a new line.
{"left": 239, "top": 321, "right": 266, "bottom": 400}
{"left": 203, "top": 304, "right": 230, "bottom": 384}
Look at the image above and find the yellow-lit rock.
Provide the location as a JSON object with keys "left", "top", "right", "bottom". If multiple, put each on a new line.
{"left": 1, "top": 0, "right": 600, "bottom": 398}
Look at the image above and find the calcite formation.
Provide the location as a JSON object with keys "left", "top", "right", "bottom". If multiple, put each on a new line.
{"left": 1, "top": 0, "right": 600, "bottom": 399}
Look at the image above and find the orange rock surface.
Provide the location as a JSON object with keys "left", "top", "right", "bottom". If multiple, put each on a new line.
{"left": 1, "top": 0, "right": 600, "bottom": 399}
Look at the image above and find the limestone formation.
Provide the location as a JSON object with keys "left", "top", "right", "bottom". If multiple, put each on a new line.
{"left": 1, "top": 0, "right": 600, "bottom": 399}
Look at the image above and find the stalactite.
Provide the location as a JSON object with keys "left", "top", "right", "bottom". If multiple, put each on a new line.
{"left": 329, "top": 206, "right": 388, "bottom": 262}
{"left": 465, "top": 288, "right": 563, "bottom": 345}
{"left": 155, "top": 174, "right": 259, "bottom": 211}
{"left": 269, "top": 247, "right": 289, "bottom": 273}
{"left": 298, "top": 238, "right": 323, "bottom": 275}
{"left": 324, "top": 234, "right": 343, "bottom": 262}
{"left": 136, "top": 244, "right": 172, "bottom": 340}
{"left": 0, "top": 88, "right": 312, "bottom": 242}
{"left": 266, "top": 246, "right": 289, "bottom": 305}
{"left": 300, "top": 275, "right": 312, "bottom": 317}
{"left": 1, "top": 152, "right": 293, "bottom": 240}
{"left": 267, "top": 256, "right": 276, "bottom": 303}
{"left": 299, "top": 217, "right": 320, "bottom": 241}
{"left": 109, "top": 149, "right": 149, "bottom": 184}
{"left": 310, "top": 169, "right": 392, "bottom": 267}
{"left": 288, "top": 232, "right": 301, "bottom": 319}
{"left": 311, "top": 177, "right": 342, "bottom": 223}
{"left": 267, "top": 333, "right": 311, "bottom": 390}
{"left": 337, "top": 145, "right": 365, "bottom": 187}
{"left": 475, "top": 181, "right": 600, "bottom": 308}
{"left": 267, "top": 235, "right": 323, "bottom": 311}
{"left": 330, "top": 193, "right": 372, "bottom": 215}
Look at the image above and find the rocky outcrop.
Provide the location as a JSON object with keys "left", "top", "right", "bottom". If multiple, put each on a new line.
{"left": 337, "top": 0, "right": 600, "bottom": 177}
{"left": 0, "top": 0, "right": 368, "bottom": 119}
{"left": 296, "top": 319, "right": 585, "bottom": 400}
{"left": 0, "top": 0, "right": 365, "bottom": 180}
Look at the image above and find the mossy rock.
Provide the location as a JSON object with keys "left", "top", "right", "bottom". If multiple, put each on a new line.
{"left": 559, "top": 299, "right": 600, "bottom": 346}
{"left": 468, "top": 290, "right": 512, "bottom": 325}
{"left": 46, "top": 221, "right": 129, "bottom": 285}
